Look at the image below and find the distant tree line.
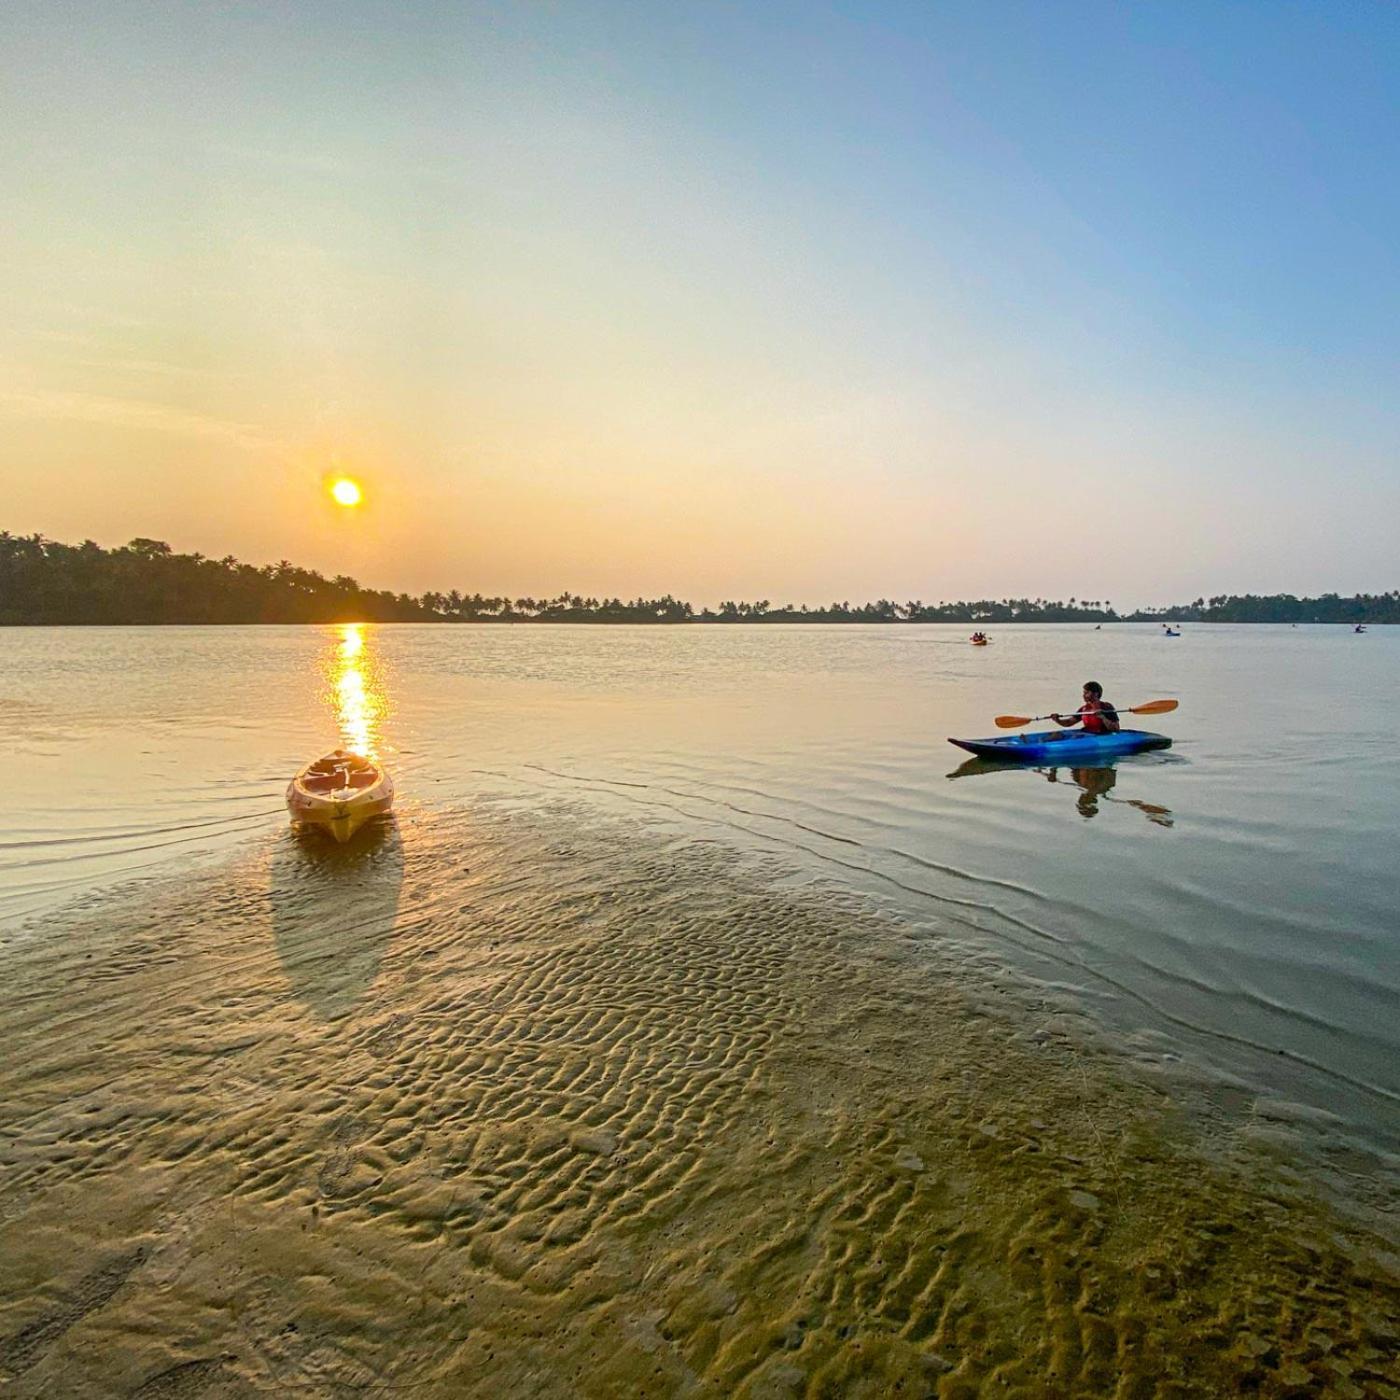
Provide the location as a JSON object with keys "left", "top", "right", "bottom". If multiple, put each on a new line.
{"left": 0, "top": 534, "right": 435, "bottom": 624}
{"left": 2, "top": 533, "right": 1396, "bottom": 625}
{"left": 1125, "top": 593, "right": 1400, "bottom": 624}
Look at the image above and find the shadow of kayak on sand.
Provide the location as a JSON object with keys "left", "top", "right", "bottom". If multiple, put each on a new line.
{"left": 267, "top": 818, "right": 404, "bottom": 1019}
{"left": 947, "top": 755, "right": 1181, "bottom": 827}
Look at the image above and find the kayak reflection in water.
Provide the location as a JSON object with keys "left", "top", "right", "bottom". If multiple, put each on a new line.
{"left": 1050, "top": 680, "right": 1119, "bottom": 735}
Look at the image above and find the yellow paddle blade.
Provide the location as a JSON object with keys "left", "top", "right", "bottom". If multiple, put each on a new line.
{"left": 994, "top": 713, "right": 1034, "bottom": 728}
{"left": 1127, "top": 698, "right": 1179, "bottom": 715}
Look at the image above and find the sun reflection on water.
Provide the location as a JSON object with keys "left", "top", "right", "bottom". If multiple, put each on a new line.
{"left": 326, "top": 622, "right": 386, "bottom": 757}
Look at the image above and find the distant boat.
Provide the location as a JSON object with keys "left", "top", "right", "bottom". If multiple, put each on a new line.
{"left": 287, "top": 749, "right": 395, "bottom": 842}
{"left": 1163, "top": 629, "right": 1181, "bottom": 637}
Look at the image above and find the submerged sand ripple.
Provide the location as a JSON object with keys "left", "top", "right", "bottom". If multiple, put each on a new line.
{"left": 0, "top": 804, "right": 1396, "bottom": 1397}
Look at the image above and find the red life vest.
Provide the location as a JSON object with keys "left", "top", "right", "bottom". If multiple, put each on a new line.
{"left": 1080, "top": 701, "right": 1117, "bottom": 734}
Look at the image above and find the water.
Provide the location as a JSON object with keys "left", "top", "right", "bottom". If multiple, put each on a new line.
{"left": 4, "top": 622, "right": 1397, "bottom": 1161}
{"left": 3, "top": 623, "right": 1398, "bottom": 1394}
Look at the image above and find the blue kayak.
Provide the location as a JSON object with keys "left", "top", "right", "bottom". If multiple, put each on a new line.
{"left": 948, "top": 728, "right": 1172, "bottom": 763}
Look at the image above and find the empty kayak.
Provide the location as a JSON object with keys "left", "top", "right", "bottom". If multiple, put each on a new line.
{"left": 947, "top": 729, "right": 1172, "bottom": 763}
{"left": 287, "top": 748, "right": 395, "bottom": 842}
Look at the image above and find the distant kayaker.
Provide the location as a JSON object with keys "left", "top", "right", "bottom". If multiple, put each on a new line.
{"left": 1052, "top": 681, "right": 1120, "bottom": 735}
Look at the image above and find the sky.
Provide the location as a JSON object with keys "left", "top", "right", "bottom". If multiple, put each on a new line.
{"left": 2, "top": 0, "right": 1398, "bottom": 607}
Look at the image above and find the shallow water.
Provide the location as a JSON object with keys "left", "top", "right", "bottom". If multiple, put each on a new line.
{"left": 4, "top": 623, "right": 1398, "bottom": 1161}
{"left": 2, "top": 805, "right": 1396, "bottom": 1395}
{"left": 2, "top": 623, "right": 1399, "bottom": 1394}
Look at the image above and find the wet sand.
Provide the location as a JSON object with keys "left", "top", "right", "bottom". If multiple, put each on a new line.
{"left": 1, "top": 804, "right": 1396, "bottom": 1397}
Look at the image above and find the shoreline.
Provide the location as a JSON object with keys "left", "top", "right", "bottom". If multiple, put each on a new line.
{"left": 2, "top": 619, "right": 1395, "bottom": 628}
{"left": 2, "top": 804, "right": 1396, "bottom": 1395}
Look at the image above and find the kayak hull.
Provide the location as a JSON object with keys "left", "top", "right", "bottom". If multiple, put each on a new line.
{"left": 287, "top": 750, "right": 395, "bottom": 842}
{"left": 947, "top": 728, "right": 1172, "bottom": 764}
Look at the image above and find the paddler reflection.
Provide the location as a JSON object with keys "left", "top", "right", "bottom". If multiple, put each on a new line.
{"left": 1044, "top": 766, "right": 1173, "bottom": 827}
{"left": 947, "top": 757, "right": 1173, "bottom": 828}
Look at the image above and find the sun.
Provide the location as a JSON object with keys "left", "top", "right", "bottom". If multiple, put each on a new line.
{"left": 329, "top": 477, "right": 363, "bottom": 507}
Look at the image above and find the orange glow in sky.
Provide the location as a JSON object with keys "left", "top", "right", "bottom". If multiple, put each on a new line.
{"left": 5, "top": 3, "right": 1399, "bottom": 606}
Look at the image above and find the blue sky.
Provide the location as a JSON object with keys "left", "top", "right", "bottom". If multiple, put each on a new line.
{"left": 3, "top": 1, "right": 1397, "bottom": 602}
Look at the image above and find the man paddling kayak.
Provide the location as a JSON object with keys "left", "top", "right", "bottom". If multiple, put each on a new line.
{"left": 1051, "top": 681, "right": 1120, "bottom": 735}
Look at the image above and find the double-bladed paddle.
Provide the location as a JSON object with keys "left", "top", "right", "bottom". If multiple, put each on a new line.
{"left": 993, "top": 698, "right": 1179, "bottom": 730}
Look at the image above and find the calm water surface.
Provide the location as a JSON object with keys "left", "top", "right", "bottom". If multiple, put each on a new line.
{"left": 5, "top": 623, "right": 1398, "bottom": 1161}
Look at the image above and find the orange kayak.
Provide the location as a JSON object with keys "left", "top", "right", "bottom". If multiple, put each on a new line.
{"left": 286, "top": 749, "right": 394, "bottom": 842}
